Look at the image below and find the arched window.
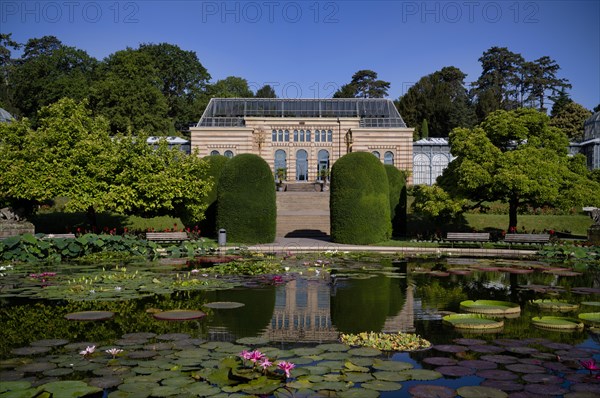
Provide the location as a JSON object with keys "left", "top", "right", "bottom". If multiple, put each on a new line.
{"left": 372, "top": 151, "right": 380, "bottom": 159}
{"left": 299, "top": 129, "right": 305, "bottom": 142}
{"left": 413, "top": 154, "right": 430, "bottom": 185}
{"left": 321, "top": 130, "right": 327, "bottom": 142}
{"left": 284, "top": 130, "right": 290, "bottom": 142}
{"left": 315, "top": 130, "right": 320, "bottom": 142}
{"left": 274, "top": 149, "right": 286, "bottom": 174}
{"left": 294, "top": 129, "right": 299, "bottom": 141}
{"left": 327, "top": 130, "right": 333, "bottom": 142}
{"left": 384, "top": 151, "right": 394, "bottom": 165}
{"left": 224, "top": 150, "right": 234, "bottom": 158}
{"left": 271, "top": 130, "right": 277, "bottom": 142}
{"left": 306, "top": 130, "right": 311, "bottom": 142}
{"left": 210, "top": 150, "right": 220, "bottom": 156}
{"left": 432, "top": 154, "right": 449, "bottom": 182}
{"left": 278, "top": 129, "right": 284, "bottom": 142}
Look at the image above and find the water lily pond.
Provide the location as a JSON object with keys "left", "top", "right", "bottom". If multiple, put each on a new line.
{"left": 1, "top": 253, "right": 600, "bottom": 397}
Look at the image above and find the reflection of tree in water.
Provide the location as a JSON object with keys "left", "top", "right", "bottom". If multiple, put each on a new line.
{"left": 330, "top": 274, "right": 404, "bottom": 334}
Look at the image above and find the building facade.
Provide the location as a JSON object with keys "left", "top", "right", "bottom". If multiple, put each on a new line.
{"left": 412, "top": 138, "right": 453, "bottom": 185}
{"left": 190, "top": 98, "right": 414, "bottom": 183}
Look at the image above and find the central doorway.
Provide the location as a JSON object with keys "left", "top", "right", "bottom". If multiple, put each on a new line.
{"left": 296, "top": 149, "right": 308, "bottom": 181}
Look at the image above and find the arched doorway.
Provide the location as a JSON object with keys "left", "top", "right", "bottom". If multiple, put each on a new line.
{"left": 317, "top": 149, "right": 330, "bottom": 180}
{"left": 296, "top": 149, "right": 308, "bottom": 181}
{"left": 274, "top": 150, "right": 287, "bottom": 180}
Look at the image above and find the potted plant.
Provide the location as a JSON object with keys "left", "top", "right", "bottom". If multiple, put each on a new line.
{"left": 275, "top": 168, "right": 287, "bottom": 191}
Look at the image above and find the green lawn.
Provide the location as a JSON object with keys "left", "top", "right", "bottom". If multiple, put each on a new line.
{"left": 464, "top": 214, "right": 592, "bottom": 235}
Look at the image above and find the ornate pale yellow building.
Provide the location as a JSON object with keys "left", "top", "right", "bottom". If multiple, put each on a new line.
{"left": 190, "top": 98, "right": 414, "bottom": 183}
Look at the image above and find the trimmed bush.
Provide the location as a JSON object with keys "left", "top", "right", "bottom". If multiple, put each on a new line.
{"left": 198, "top": 155, "right": 230, "bottom": 237}
{"left": 330, "top": 152, "right": 391, "bottom": 244}
{"left": 216, "top": 154, "right": 276, "bottom": 244}
{"left": 384, "top": 165, "right": 407, "bottom": 237}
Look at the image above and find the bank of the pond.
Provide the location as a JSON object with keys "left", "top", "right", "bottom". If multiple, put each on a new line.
{"left": 246, "top": 237, "right": 538, "bottom": 258}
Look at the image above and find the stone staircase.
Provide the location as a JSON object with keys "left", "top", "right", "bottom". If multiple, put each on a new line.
{"left": 277, "top": 184, "right": 330, "bottom": 237}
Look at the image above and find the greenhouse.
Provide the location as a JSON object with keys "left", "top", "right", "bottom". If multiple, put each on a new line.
{"left": 190, "top": 98, "right": 414, "bottom": 183}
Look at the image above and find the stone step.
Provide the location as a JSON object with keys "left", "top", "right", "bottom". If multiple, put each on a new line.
{"left": 284, "top": 182, "right": 328, "bottom": 192}
{"left": 275, "top": 191, "right": 331, "bottom": 237}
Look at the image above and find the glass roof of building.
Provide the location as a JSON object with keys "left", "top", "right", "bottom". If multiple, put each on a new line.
{"left": 197, "top": 98, "right": 407, "bottom": 128}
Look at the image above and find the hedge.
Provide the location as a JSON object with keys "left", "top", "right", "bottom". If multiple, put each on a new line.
{"left": 198, "top": 155, "right": 230, "bottom": 237}
{"left": 330, "top": 152, "right": 391, "bottom": 244}
{"left": 216, "top": 154, "right": 276, "bottom": 244}
{"left": 384, "top": 164, "right": 407, "bottom": 237}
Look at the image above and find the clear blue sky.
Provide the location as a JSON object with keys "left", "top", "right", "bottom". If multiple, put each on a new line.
{"left": 2, "top": 0, "right": 599, "bottom": 109}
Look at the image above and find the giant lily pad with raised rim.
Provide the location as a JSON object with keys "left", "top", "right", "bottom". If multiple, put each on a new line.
{"left": 64, "top": 311, "right": 115, "bottom": 321}
{"left": 442, "top": 314, "right": 504, "bottom": 330}
{"left": 456, "top": 386, "right": 508, "bottom": 398}
{"left": 578, "top": 312, "right": 600, "bottom": 326}
{"left": 152, "top": 310, "right": 206, "bottom": 321}
{"left": 531, "top": 316, "right": 584, "bottom": 330}
{"left": 530, "top": 299, "right": 579, "bottom": 312}
{"left": 459, "top": 300, "right": 521, "bottom": 316}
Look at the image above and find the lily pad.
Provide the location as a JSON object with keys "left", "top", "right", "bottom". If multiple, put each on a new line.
{"left": 459, "top": 300, "right": 520, "bottom": 316}
{"left": 362, "top": 380, "right": 403, "bottom": 391}
{"left": 476, "top": 369, "right": 518, "bottom": 380}
{"left": 530, "top": 299, "right": 579, "bottom": 312}
{"left": 456, "top": 386, "right": 508, "bottom": 398}
{"left": 408, "top": 384, "right": 455, "bottom": 398}
{"left": 372, "top": 359, "right": 413, "bottom": 371}
{"left": 204, "top": 301, "right": 245, "bottom": 309}
{"left": 578, "top": 312, "right": 600, "bottom": 326}
{"left": 531, "top": 316, "right": 584, "bottom": 330}
{"left": 422, "top": 357, "right": 457, "bottom": 366}
{"left": 434, "top": 365, "right": 474, "bottom": 377}
{"left": 38, "top": 380, "right": 102, "bottom": 397}
{"left": 401, "top": 369, "right": 443, "bottom": 380}
{"left": 373, "top": 370, "right": 410, "bottom": 382}
{"left": 64, "top": 311, "right": 115, "bottom": 321}
{"left": 480, "top": 379, "right": 523, "bottom": 392}
{"left": 443, "top": 314, "right": 504, "bottom": 330}
{"left": 457, "top": 359, "right": 497, "bottom": 370}
{"left": 347, "top": 347, "right": 382, "bottom": 357}
{"left": 338, "top": 387, "right": 380, "bottom": 398}
{"left": 30, "top": 339, "right": 69, "bottom": 347}
{"left": 505, "top": 363, "right": 546, "bottom": 374}
{"left": 152, "top": 310, "right": 206, "bottom": 321}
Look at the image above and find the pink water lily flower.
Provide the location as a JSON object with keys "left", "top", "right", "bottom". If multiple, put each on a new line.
{"left": 79, "top": 345, "right": 96, "bottom": 357}
{"left": 277, "top": 360, "right": 295, "bottom": 378}
{"left": 580, "top": 359, "right": 600, "bottom": 374}
{"left": 105, "top": 348, "right": 123, "bottom": 358}
{"left": 249, "top": 350, "right": 265, "bottom": 363}
{"left": 239, "top": 350, "right": 253, "bottom": 361}
{"left": 258, "top": 357, "right": 272, "bottom": 370}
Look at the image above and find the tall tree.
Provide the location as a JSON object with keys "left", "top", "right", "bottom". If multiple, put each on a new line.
{"left": 333, "top": 70, "right": 390, "bottom": 98}
{"left": 0, "top": 33, "right": 20, "bottom": 113}
{"left": 22, "top": 35, "right": 63, "bottom": 59}
{"left": 420, "top": 119, "right": 429, "bottom": 139}
{"left": 550, "top": 102, "right": 592, "bottom": 140}
{"left": 438, "top": 108, "right": 600, "bottom": 230}
{"left": 550, "top": 89, "right": 573, "bottom": 117}
{"left": 209, "top": 76, "right": 254, "bottom": 98}
{"left": 522, "top": 56, "right": 571, "bottom": 112}
{"left": 471, "top": 47, "right": 524, "bottom": 119}
{"left": 396, "top": 66, "right": 475, "bottom": 137}
{"left": 255, "top": 84, "right": 277, "bottom": 98}
{"left": 11, "top": 43, "right": 97, "bottom": 119}
{"left": 90, "top": 49, "right": 171, "bottom": 134}
{"left": 137, "top": 43, "right": 210, "bottom": 132}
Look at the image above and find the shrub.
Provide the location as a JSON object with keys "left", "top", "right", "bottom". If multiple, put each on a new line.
{"left": 198, "top": 155, "right": 230, "bottom": 237}
{"left": 216, "top": 154, "right": 276, "bottom": 244}
{"left": 330, "top": 152, "right": 391, "bottom": 244}
{"left": 384, "top": 165, "right": 407, "bottom": 237}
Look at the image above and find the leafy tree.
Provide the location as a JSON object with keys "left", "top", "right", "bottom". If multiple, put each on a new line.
{"left": 0, "top": 98, "right": 211, "bottom": 225}
{"left": 549, "top": 89, "right": 572, "bottom": 117}
{"left": 137, "top": 43, "right": 211, "bottom": 132}
{"left": 11, "top": 44, "right": 97, "bottom": 119}
{"left": 209, "top": 76, "right": 254, "bottom": 98}
{"left": 550, "top": 102, "right": 592, "bottom": 140}
{"left": 397, "top": 66, "right": 475, "bottom": 137}
{"left": 438, "top": 108, "right": 600, "bottom": 230}
{"left": 411, "top": 185, "right": 466, "bottom": 223}
{"left": 22, "top": 35, "right": 63, "bottom": 59}
{"left": 333, "top": 70, "right": 390, "bottom": 98}
{"left": 255, "top": 84, "right": 277, "bottom": 98}
{"left": 90, "top": 49, "right": 171, "bottom": 134}
{"left": 420, "top": 119, "right": 429, "bottom": 139}
{"left": 593, "top": 104, "right": 600, "bottom": 113}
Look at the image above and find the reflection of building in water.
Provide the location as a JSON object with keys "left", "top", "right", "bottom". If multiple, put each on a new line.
{"left": 382, "top": 285, "right": 415, "bottom": 333}
{"left": 261, "top": 279, "right": 339, "bottom": 343}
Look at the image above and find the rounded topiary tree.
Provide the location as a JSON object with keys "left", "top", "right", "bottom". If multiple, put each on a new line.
{"left": 384, "top": 164, "right": 407, "bottom": 237}
{"left": 217, "top": 154, "right": 276, "bottom": 244}
{"left": 330, "top": 152, "right": 391, "bottom": 244}
{"left": 197, "top": 155, "right": 229, "bottom": 237}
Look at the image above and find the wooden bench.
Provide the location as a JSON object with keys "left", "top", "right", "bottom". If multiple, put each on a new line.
{"left": 444, "top": 232, "right": 490, "bottom": 247}
{"left": 44, "top": 233, "right": 76, "bottom": 239}
{"left": 145, "top": 232, "right": 188, "bottom": 244}
{"left": 504, "top": 233, "right": 550, "bottom": 248}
